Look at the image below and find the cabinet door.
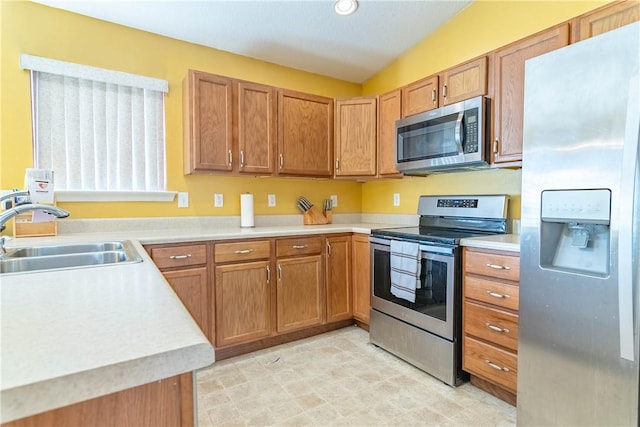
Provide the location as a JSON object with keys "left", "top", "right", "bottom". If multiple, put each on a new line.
{"left": 492, "top": 25, "right": 569, "bottom": 164}
{"left": 237, "top": 81, "right": 276, "bottom": 174}
{"left": 276, "top": 255, "right": 324, "bottom": 332}
{"left": 351, "top": 234, "right": 371, "bottom": 324}
{"left": 576, "top": 0, "right": 639, "bottom": 41}
{"left": 402, "top": 75, "right": 439, "bottom": 117}
{"left": 377, "top": 89, "right": 402, "bottom": 177}
{"left": 277, "top": 89, "right": 333, "bottom": 176}
{"left": 325, "top": 235, "right": 352, "bottom": 322}
{"left": 163, "top": 267, "right": 210, "bottom": 340}
{"left": 215, "top": 261, "right": 271, "bottom": 347}
{"left": 440, "top": 57, "right": 487, "bottom": 106}
{"left": 334, "top": 98, "right": 377, "bottom": 177}
{"left": 183, "top": 71, "right": 233, "bottom": 173}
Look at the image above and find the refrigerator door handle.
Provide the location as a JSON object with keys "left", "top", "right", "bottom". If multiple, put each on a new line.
{"left": 618, "top": 78, "right": 639, "bottom": 362}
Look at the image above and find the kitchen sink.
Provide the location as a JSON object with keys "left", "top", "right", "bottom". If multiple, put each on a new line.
{"left": 0, "top": 240, "right": 143, "bottom": 274}
{"left": 6, "top": 241, "right": 125, "bottom": 258}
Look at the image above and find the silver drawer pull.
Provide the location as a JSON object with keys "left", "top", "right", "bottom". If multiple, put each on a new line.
{"left": 486, "top": 323, "right": 510, "bottom": 334}
{"left": 486, "top": 263, "right": 511, "bottom": 270}
{"left": 169, "top": 254, "right": 191, "bottom": 260}
{"left": 292, "top": 245, "right": 307, "bottom": 249}
{"left": 234, "top": 249, "right": 253, "bottom": 254}
{"left": 485, "top": 360, "right": 509, "bottom": 372}
{"left": 487, "top": 291, "right": 510, "bottom": 299}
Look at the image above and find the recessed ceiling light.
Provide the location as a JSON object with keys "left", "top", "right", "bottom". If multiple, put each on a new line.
{"left": 334, "top": 0, "right": 358, "bottom": 16}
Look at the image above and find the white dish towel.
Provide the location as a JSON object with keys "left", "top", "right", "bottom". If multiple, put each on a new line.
{"left": 390, "top": 240, "right": 422, "bottom": 303}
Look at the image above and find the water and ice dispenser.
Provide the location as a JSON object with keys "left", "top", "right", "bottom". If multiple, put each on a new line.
{"left": 539, "top": 189, "right": 611, "bottom": 276}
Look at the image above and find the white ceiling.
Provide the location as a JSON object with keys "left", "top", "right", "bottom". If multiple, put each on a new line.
{"left": 31, "top": 0, "right": 471, "bottom": 83}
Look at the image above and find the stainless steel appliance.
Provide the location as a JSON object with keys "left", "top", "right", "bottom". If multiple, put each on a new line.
{"left": 395, "top": 96, "right": 488, "bottom": 174}
{"left": 370, "top": 194, "right": 509, "bottom": 386}
{"left": 519, "top": 22, "right": 639, "bottom": 426}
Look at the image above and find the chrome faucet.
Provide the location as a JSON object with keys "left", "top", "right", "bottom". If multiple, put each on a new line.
{"left": 0, "top": 190, "right": 30, "bottom": 205}
{"left": 0, "top": 204, "right": 70, "bottom": 233}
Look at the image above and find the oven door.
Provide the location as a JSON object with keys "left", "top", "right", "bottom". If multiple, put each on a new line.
{"left": 370, "top": 237, "right": 457, "bottom": 341}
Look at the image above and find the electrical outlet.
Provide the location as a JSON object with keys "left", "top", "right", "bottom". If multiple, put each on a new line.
{"left": 177, "top": 192, "right": 189, "bottom": 208}
{"left": 393, "top": 193, "right": 400, "bottom": 206}
{"left": 268, "top": 194, "right": 276, "bottom": 207}
{"left": 330, "top": 195, "right": 338, "bottom": 208}
{"left": 214, "top": 193, "right": 223, "bottom": 207}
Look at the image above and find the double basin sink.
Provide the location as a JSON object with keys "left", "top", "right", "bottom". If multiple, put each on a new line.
{"left": 0, "top": 240, "right": 143, "bottom": 274}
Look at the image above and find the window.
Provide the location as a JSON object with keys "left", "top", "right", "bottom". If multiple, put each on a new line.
{"left": 20, "top": 54, "right": 174, "bottom": 202}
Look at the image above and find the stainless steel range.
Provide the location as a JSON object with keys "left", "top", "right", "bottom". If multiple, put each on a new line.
{"left": 369, "top": 194, "right": 509, "bottom": 386}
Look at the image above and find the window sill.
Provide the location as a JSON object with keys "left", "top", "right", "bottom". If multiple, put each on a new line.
{"left": 55, "top": 191, "right": 177, "bottom": 202}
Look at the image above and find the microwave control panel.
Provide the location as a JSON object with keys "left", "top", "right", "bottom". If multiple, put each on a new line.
{"left": 463, "top": 109, "right": 479, "bottom": 154}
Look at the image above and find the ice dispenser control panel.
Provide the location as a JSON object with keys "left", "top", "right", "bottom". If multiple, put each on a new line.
{"left": 539, "top": 189, "right": 611, "bottom": 277}
{"left": 541, "top": 189, "right": 611, "bottom": 224}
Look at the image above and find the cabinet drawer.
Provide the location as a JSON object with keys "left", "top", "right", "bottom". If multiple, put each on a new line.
{"left": 150, "top": 244, "right": 207, "bottom": 269}
{"left": 464, "top": 275, "right": 519, "bottom": 311}
{"left": 276, "top": 236, "right": 323, "bottom": 257}
{"left": 215, "top": 240, "right": 271, "bottom": 263}
{"left": 464, "top": 301, "right": 519, "bottom": 351}
{"left": 463, "top": 335, "right": 517, "bottom": 393}
{"left": 464, "top": 250, "right": 520, "bottom": 281}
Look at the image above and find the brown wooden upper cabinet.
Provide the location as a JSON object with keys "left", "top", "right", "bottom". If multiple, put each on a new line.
{"left": 491, "top": 24, "right": 570, "bottom": 164}
{"left": 401, "top": 57, "right": 488, "bottom": 118}
{"left": 334, "top": 97, "right": 377, "bottom": 178}
{"left": 183, "top": 70, "right": 275, "bottom": 175}
{"left": 377, "top": 89, "right": 402, "bottom": 177}
{"left": 573, "top": 0, "right": 640, "bottom": 42}
{"left": 277, "top": 89, "right": 333, "bottom": 177}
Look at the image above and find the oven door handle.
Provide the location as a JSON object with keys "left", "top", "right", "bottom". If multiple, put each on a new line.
{"left": 454, "top": 112, "right": 464, "bottom": 155}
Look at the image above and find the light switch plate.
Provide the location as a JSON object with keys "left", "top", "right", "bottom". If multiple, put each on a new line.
{"left": 268, "top": 194, "right": 276, "bottom": 207}
{"left": 330, "top": 195, "right": 338, "bottom": 208}
{"left": 393, "top": 193, "right": 400, "bottom": 206}
{"left": 214, "top": 193, "right": 223, "bottom": 207}
{"left": 177, "top": 192, "right": 189, "bottom": 208}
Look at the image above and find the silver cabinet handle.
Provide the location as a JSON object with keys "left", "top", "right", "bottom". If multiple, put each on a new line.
{"left": 431, "top": 88, "right": 437, "bottom": 104}
{"left": 487, "top": 290, "right": 510, "bottom": 299}
{"left": 335, "top": 158, "right": 340, "bottom": 170}
{"left": 228, "top": 150, "right": 233, "bottom": 166}
{"left": 486, "top": 323, "right": 510, "bottom": 334}
{"left": 442, "top": 83, "right": 447, "bottom": 99}
{"left": 493, "top": 138, "right": 499, "bottom": 154}
{"left": 486, "top": 263, "right": 511, "bottom": 270}
{"left": 266, "top": 265, "right": 271, "bottom": 284}
{"left": 277, "top": 264, "right": 282, "bottom": 280}
{"left": 234, "top": 249, "right": 253, "bottom": 254}
{"left": 292, "top": 245, "right": 307, "bottom": 249}
{"left": 240, "top": 150, "right": 245, "bottom": 168}
{"left": 169, "top": 254, "right": 191, "bottom": 260}
{"left": 279, "top": 154, "right": 284, "bottom": 168}
{"left": 485, "top": 360, "right": 509, "bottom": 372}
{"left": 326, "top": 242, "right": 332, "bottom": 256}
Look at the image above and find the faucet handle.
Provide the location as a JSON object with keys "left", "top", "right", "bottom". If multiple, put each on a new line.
{"left": 0, "top": 236, "right": 12, "bottom": 254}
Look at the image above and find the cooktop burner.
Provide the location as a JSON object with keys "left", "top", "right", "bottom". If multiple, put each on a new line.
{"left": 371, "top": 226, "right": 494, "bottom": 246}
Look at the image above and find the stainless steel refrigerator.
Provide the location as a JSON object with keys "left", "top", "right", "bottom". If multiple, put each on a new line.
{"left": 519, "top": 22, "right": 639, "bottom": 426}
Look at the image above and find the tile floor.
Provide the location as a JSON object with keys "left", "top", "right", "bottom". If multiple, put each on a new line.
{"left": 196, "top": 326, "right": 516, "bottom": 427}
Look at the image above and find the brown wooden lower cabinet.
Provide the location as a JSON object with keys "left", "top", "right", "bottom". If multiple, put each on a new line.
{"left": 462, "top": 247, "right": 520, "bottom": 406}
{"left": 325, "top": 235, "right": 352, "bottom": 323}
{"left": 5, "top": 373, "right": 194, "bottom": 427}
{"left": 214, "top": 260, "right": 271, "bottom": 347}
{"left": 276, "top": 255, "right": 324, "bottom": 333}
{"left": 351, "top": 234, "right": 371, "bottom": 326}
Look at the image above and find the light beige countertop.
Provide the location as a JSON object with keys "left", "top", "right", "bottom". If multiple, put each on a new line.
{"left": 460, "top": 233, "right": 520, "bottom": 253}
{"left": 0, "top": 219, "right": 394, "bottom": 423}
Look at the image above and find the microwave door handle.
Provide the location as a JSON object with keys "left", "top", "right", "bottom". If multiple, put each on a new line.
{"left": 454, "top": 112, "right": 464, "bottom": 155}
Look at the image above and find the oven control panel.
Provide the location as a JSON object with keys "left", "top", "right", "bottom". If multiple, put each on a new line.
{"left": 419, "top": 194, "right": 509, "bottom": 219}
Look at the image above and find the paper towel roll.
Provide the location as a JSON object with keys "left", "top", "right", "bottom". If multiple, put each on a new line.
{"left": 240, "top": 193, "right": 254, "bottom": 228}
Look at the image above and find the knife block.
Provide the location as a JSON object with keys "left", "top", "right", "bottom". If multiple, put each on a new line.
{"left": 303, "top": 206, "right": 330, "bottom": 225}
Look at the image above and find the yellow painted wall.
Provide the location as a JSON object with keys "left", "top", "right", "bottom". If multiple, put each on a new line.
{"left": 361, "top": 0, "right": 610, "bottom": 218}
{"left": 0, "top": 0, "right": 362, "bottom": 226}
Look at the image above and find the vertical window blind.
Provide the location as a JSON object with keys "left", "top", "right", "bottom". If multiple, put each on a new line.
{"left": 21, "top": 54, "right": 169, "bottom": 193}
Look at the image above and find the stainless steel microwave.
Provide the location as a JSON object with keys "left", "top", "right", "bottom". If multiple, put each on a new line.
{"left": 395, "top": 96, "right": 488, "bottom": 174}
